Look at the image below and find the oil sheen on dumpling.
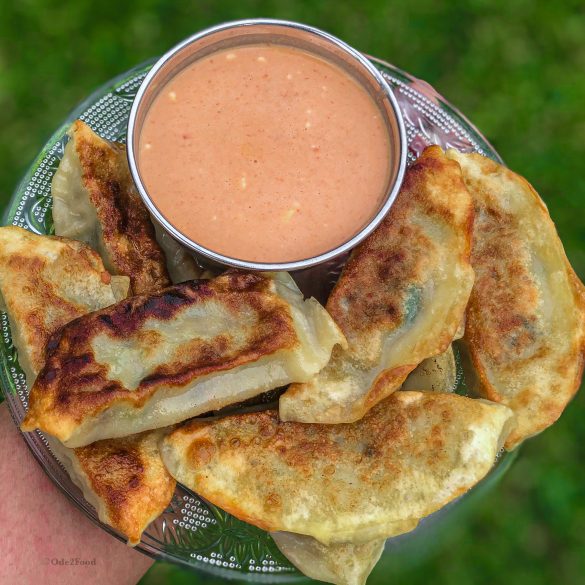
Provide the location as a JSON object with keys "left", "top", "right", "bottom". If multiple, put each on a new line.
{"left": 0, "top": 226, "right": 126, "bottom": 384}
{"left": 0, "top": 227, "right": 173, "bottom": 544}
{"left": 271, "top": 532, "right": 386, "bottom": 585}
{"left": 280, "top": 146, "right": 474, "bottom": 423}
{"left": 22, "top": 271, "right": 345, "bottom": 447}
{"left": 160, "top": 391, "right": 513, "bottom": 545}
{"left": 52, "top": 120, "right": 170, "bottom": 294}
{"left": 447, "top": 150, "right": 585, "bottom": 449}
{"left": 401, "top": 345, "right": 457, "bottom": 393}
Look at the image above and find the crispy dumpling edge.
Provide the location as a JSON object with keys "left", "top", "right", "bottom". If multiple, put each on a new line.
{"left": 447, "top": 149, "right": 585, "bottom": 449}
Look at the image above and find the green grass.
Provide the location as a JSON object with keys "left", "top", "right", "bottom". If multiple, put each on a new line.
{"left": 1, "top": 2, "right": 584, "bottom": 584}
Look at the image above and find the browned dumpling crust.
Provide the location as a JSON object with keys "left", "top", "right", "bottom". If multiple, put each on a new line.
{"left": 22, "top": 271, "right": 343, "bottom": 447}
{"left": 48, "top": 430, "right": 176, "bottom": 546}
{"left": 0, "top": 226, "right": 123, "bottom": 384}
{"left": 53, "top": 120, "right": 170, "bottom": 294}
{"left": 0, "top": 227, "right": 173, "bottom": 545}
{"left": 447, "top": 150, "right": 585, "bottom": 450}
{"left": 161, "top": 391, "right": 513, "bottom": 546}
{"left": 280, "top": 146, "right": 475, "bottom": 424}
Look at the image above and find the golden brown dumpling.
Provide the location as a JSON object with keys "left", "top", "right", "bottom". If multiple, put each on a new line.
{"left": 22, "top": 271, "right": 344, "bottom": 447}
{"left": 447, "top": 150, "right": 585, "bottom": 449}
{"left": 0, "top": 227, "right": 173, "bottom": 544}
{"left": 280, "top": 146, "right": 474, "bottom": 423}
{"left": 47, "top": 431, "right": 175, "bottom": 546}
{"left": 52, "top": 120, "right": 170, "bottom": 294}
{"left": 161, "top": 391, "right": 513, "bottom": 545}
{"left": 0, "top": 226, "right": 126, "bottom": 384}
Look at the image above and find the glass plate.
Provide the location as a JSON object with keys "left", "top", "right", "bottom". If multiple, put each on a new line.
{"left": 1, "top": 57, "right": 509, "bottom": 581}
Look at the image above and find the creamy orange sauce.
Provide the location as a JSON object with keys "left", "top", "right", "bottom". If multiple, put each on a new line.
{"left": 139, "top": 44, "right": 391, "bottom": 263}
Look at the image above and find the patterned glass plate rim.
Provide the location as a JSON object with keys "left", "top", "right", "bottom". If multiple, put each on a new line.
{"left": 1, "top": 56, "right": 510, "bottom": 581}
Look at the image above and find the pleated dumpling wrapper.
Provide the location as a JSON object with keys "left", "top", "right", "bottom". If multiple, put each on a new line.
{"left": 160, "top": 391, "right": 514, "bottom": 545}
{"left": 22, "top": 271, "right": 344, "bottom": 447}
{"left": 52, "top": 119, "right": 171, "bottom": 294}
{"left": 280, "top": 146, "right": 474, "bottom": 423}
{"left": 0, "top": 226, "right": 128, "bottom": 384}
{"left": 271, "top": 532, "right": 385, "bottom": 585}
{"left": 446, "top": 150, "right": 585, "bottom": 450}
{"left": 0, "top": 227, "right": 175, "bottom": 545}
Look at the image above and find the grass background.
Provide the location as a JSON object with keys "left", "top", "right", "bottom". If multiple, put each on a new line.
{"left": 1, "top": 1, "right": 584, "bottom": 584}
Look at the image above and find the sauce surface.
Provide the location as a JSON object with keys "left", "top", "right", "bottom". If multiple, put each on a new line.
{"left": 139, "top": 44, "right": 391, "bottom": 263}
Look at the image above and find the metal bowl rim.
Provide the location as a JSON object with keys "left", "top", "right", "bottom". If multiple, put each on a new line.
{"left": 126, "top": 18, "right": 407, "bottom": 271}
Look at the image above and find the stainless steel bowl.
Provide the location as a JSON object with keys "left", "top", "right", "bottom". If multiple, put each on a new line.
{"left": 127, "top": 19, "right": 407, "bottom": 299}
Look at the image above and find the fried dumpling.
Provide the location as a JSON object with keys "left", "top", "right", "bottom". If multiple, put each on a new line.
{"left": 47, "top": 431, "right": 175, "bottom": 546}
{"left": 401, "top": 345, "right": 456, "bottom": 393}
{"left": 52, "top": 120, "right": 170, "bottom": 294}
{"left": 0, "top": 226, "right": 127, "bottom": 385}
{"left": 151, "top": 217, "right": 205, "bottom": 283}
{"left": 161, "top": 391, "right": 513, "bottom": 545}
{"left": 22, "top": 271, "right": 344, "bottom": 447}
{"left": 271, "top": 532, "right": 385, "bottom": 585}
{"left": 0, "top": 227, "right": 174, "bottom": 544}
{"left": 280, "top": 146, "right": 474, "bottom": 423}
{"left": 446, "top": 150, "right": 585, "bottom": 449}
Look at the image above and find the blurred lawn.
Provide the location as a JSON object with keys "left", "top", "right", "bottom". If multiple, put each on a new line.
{"left": 1, "top": 1, "right": 584, "bottom": 584}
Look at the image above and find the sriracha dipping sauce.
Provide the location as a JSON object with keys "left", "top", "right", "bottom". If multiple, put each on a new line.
{"left": 138, "top": 43, "right": 391, "bottom": 263}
